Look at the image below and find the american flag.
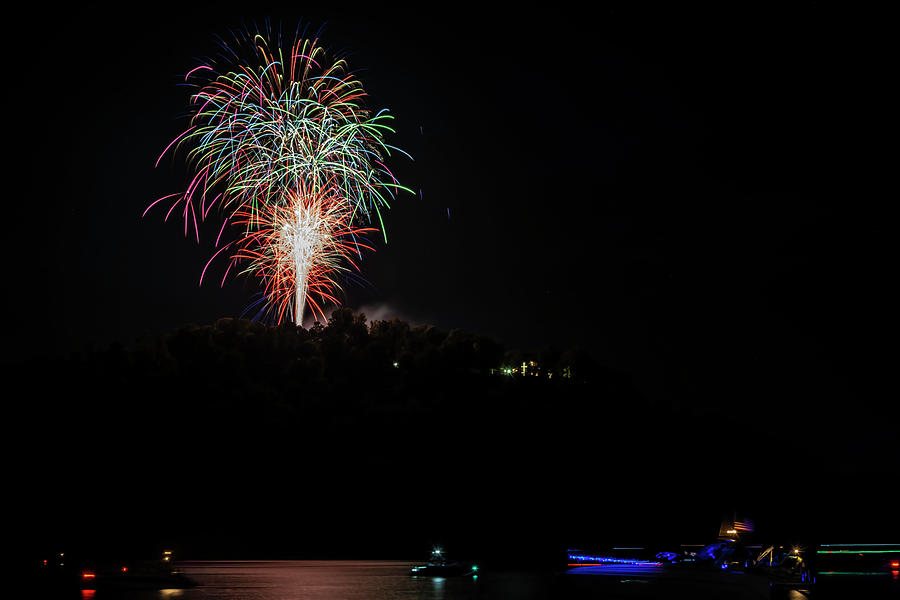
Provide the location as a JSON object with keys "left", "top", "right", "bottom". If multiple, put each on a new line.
{"left": 734, "top": 519, "right": 755, "bottom": 532}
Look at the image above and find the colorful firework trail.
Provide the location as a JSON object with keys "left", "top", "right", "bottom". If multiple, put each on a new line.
{"left": 147, "top": 23, "right": 411, "bottom": 325}
{"left": 229, "top": 176, "right": 378, "bottom": 326}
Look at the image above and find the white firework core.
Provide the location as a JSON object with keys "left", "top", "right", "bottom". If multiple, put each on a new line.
{"left": 278, "top": 195, "right": 331, "bottom": 325}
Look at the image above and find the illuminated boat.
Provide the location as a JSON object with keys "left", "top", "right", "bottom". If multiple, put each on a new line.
{"left": 410, "top": 547, "right": 479, "bottom": 577}
{"left": 566, "top": 548, "right": 665, "bottom": 571}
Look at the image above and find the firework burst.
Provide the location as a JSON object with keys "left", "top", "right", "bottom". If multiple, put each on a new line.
{"left": 229, "top": 177, "right": 377, "bottom": 324}
{"left": 148, "top": 23, "right": 410, "bottom": 324}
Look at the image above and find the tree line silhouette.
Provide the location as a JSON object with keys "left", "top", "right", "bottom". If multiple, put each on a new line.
{"left": 18, "top": 308, "right": 721, "bottom": 559}
{"left": 18, "top": 307, "right": 697, "bottom": 476}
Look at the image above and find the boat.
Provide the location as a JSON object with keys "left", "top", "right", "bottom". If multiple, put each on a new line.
{"left": 410, "top": 547, "right": 479, "bottom": 577}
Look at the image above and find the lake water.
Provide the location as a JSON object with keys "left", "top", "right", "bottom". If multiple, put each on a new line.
{"left": 158, "top": 560, "right": 483, "bottom": 599}
{"left": 73, "top": 561, "right": 552, "bottom": 600}
{"left": 66, "top": 560, "right": 897, "bottom": 600}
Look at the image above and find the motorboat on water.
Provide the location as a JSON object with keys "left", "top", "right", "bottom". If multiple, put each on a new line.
{"left": 410, "top": 547, "right": 479, "bottom": 577}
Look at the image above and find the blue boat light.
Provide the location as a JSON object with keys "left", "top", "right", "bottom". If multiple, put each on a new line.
{"left": 567, "top": 554, "right": 662, "bottom": 567}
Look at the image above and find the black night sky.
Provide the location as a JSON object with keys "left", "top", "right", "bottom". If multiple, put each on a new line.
{"left": 10, "top": 3, "right": 897, "bottom": 563}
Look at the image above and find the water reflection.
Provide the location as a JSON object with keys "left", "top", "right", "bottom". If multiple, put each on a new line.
{"left": 176, "top": 560, "right": 477, "bottom": 599}
{"left": 62, "top": 561, "right": 895, "bottom": 600}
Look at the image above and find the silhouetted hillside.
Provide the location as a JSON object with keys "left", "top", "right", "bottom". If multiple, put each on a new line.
{"left": 21, "top": 308, "right": 660, "bottom": 475}
{"left": 14, "top": 309, "right": 762, "bottom": 560}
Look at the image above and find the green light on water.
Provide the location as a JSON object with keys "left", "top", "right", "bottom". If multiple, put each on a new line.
{"left": 819, "top": 571, "right": 891, "bottom": 576}
{"left": 820, "top": 544, "right": 900, "bottom": 547}
{"left": 817, "top": 549, "right": 900, "bottom": 554}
